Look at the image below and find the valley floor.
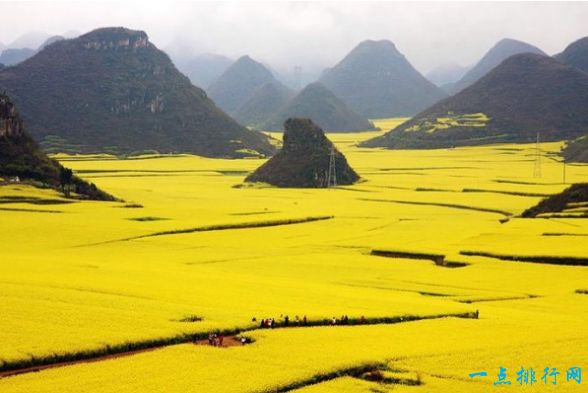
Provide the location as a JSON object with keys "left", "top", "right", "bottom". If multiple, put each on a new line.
{"left": 1, "top": 122, "right": 587, "bottom": 392}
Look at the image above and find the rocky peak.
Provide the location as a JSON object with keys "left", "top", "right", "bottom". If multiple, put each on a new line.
{"left": 78, "top": 27, "right": 149, "bottom": 51}
{"left": 0, "top": 94, "right": 24, "bottom": 137}
{"left": 283, "top": 118, "right": 328, "bottom": 148}
{"left": 245, "top": 118, "right": 359, "bottom": 188}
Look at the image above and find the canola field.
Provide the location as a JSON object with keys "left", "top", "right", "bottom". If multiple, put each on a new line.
{"left": 1, "top": 120, "right": 587, "bottom": 392}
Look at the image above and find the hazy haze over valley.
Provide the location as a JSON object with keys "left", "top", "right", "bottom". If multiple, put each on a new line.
{"left": 1, "top": 1, "right": 587, "bottom": 80}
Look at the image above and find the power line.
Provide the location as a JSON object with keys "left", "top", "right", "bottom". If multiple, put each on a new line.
{"left": 533, "top": 132, "right": 542, "bottom": 178}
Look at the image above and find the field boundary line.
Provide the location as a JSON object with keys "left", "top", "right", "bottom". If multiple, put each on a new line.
{"left": 358, "top": 198, "right": 512, "bottom": 216}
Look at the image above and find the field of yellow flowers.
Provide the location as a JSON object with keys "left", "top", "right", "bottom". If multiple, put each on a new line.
{"left": 0, "top": 120, "right": 587, "bottom": 392}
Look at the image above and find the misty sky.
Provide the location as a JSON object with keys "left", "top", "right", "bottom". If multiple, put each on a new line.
{"left": 1, "top": 1, "right": 587, "bottom": 75}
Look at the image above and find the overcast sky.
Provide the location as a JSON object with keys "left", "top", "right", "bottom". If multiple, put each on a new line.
{"left": 0, "top": 1, "right": 587, "bottom": 74}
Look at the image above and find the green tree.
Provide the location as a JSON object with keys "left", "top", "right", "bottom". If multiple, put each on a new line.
{"left": 59, "top": 167, "right": 73, "bottom": 197}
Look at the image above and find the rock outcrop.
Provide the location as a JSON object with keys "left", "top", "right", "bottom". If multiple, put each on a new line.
{"left": 245, "top": 118, "right": 359, "bottom": 187}
{"left": 0, "top": 94, "right": 115, "bottom": 200}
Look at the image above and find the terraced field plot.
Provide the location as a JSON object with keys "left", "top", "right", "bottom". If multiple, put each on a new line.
{"left": 1, "top": 121, "right": 587, "bottom": 392}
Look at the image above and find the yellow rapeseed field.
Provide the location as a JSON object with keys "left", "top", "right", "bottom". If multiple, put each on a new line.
{"left": 0, "top": 119, "right": 586, "bottom": 391}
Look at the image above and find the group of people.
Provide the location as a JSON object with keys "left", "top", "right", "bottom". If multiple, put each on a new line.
{"left": 207, "top": 333, "right": 224, "bottom": 346}
{"left": 254, "top": 314, "right": 369, "bottom": 328}
{"left": 255, "top": 315, "right": 308, "bottom": 328}
{"left": 331, "top": 315, "right": 353, "bottom": 325}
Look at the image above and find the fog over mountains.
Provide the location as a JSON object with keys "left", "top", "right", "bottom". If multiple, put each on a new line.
{"left": 1, "top": 2, "right": 587, "bottom": 80}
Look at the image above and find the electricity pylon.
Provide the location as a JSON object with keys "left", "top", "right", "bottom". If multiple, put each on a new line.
{"left": 533, "top": 132, "right": 542, "bottom": 178}
{"left": 326, "top": 146, "right": 337, "bottom": 188}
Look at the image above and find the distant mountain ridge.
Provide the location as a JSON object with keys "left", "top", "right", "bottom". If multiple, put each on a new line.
{"left": 0, "top": 35, "right": 65, "bottom": 66}
{"left": 319, "top": 39, "right": 447, "bottom": 118}
{"left": 0, "top": 27, "right": 275, "bottom": 158}
{"left": 207, "top": 55, "right": 278, "bottom": 115}
{"left": 445, "top": 38, "right": 546, "bottom": 94}
{"left": 426, "top": 63, "right": 471, "bottom": 87}
{"left": 261, "top": 82, "right": 375, "bottom": 132}
{"left": 233, "top": 81, "right": 295, "bottom": 128}
{"left": 555, "top": 36, "right": 588, "bottom": 74}
{"left": 173, "top": 53, "right": 232, "bottom": 89}
{"left": 362, "top": 53, "right": 588, "bottom": 149}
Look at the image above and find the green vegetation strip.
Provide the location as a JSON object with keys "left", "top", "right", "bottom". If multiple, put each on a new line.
{"left": 0, "top": 312, "right": 477, "bottom": 377}
{"left": 132, "top": 216, "right": 334, "bottom": 240}
{"left": 493, "top": 179, "right": 562, "bottom": 186}
{"left": 371, "top": 249, "right": 468, "bottom": 268}
{"left": 462, "top": 188, "right": 552, "bottom": 197}
{"left": 359, "top": 198, "right": 512, "bottom": 216}
{"left": 379, "top": 166, "right": 479, "bottom": 171}
{"left": 456, "top": 295, "right": 538, "bottom": 304}
{"left": 78, "top": 216, "right": 335, "bottom": 246}
{"left": 542, "top": 233, "right": 588, "bottom": 237}
{"left": 460, "top": 251, "right": 588, "bottom": 266}
{"left": 0, "top": 207, "right": 63, "bottom": 213}
{"left": 537, "top": 213, "right": 588, "bottom": 219}
{"left": 0, "top": 196, "right": 74, "bottom": 205}
{"left": 126, "top": 216, "right": 169, "bottom": 222}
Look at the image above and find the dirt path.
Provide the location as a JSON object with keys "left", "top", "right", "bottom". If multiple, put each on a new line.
{"left": 0, "top": 336, "right": 244, "bottom": 379}
{"left": 0, "top": 312, "right": 476, "bottom": 379}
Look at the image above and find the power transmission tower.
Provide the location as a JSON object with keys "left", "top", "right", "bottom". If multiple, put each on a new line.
{"left": 533, "top": 132, "right": 542, "bottom": 178}
{"left": 326, "top": 146, "right": 337, "bottom": 188}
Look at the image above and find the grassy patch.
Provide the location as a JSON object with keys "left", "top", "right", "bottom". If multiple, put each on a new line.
{"left": 176, "top": 315, "right": 203, "bottom": 323}
{"left": 118, "top": 203, "right": 143, "bottom": 208}
{"left": 126, "top": 216, "right": 169, "bottom": 222}
{"left": 405, "top": 112, "right": 490, "bottom": 134}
